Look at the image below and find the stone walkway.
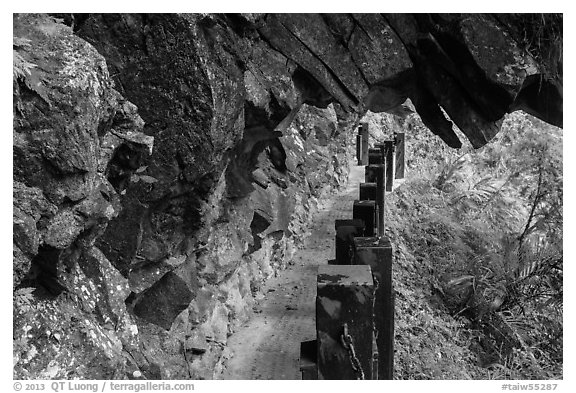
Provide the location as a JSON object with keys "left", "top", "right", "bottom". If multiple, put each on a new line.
{"left": 218, "top": 165, "right": 364, "bottom": 380}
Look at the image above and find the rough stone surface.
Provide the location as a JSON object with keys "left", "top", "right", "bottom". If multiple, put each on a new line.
{"left": 382, "top": 13, "right": 561, "bottom": 147}
{"left": 14, "top": 12, "right": 561, "bottom": 380}
{"left": 349, "top": 13, "right": 412, "bottom": 85}
{"left": 13, "top": 13, "right": 150, "bottom": 379}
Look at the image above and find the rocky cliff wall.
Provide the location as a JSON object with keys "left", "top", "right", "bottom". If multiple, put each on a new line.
{"left": 13, "top": 13, "right": 561, "bottom": 379}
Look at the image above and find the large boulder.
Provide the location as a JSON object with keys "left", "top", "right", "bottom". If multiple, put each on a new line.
{"left": 13, "top": 14, "right": 151, "bottom": 379}
{"left": 383, "top": 13, "right": 561, "bottom": 147}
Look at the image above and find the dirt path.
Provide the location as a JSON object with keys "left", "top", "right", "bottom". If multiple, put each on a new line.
{"left": 218, "top": 165, "right": 364, "bottom": 380}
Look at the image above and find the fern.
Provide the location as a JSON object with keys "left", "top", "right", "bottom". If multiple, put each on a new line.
{"left": 434, "top": 154, "right": 468, "bottom": 191}
{"left": 13, "top": 36, "right": 32, "bottom": 49}
{"left": 14, "top": 287, "right": 36, "bottom": 313}
{"left": 13, "top": 36, "right": 35, "bottom": 81}
{"left": 13, "top": 37, "right": 52, "bottom": 107}
{"left": 13, "top": 50, "right": 36, "bottom": 82}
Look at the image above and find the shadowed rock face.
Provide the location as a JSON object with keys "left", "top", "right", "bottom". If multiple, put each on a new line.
{"left": 14, "top": 13, "right": 561, "bottom": 379}
{"left": 13, "top": 13, "right": 148, "bottom": 379}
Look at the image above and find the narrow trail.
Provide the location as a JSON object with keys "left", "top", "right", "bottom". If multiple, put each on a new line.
{"left": 219, "top": 165, "right": 364, "bottom": 380}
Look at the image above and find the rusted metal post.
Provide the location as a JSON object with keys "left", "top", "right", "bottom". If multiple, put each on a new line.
{"left": 360, "top": 123, "right": 369, "bottom": 165}
{"left": 316, "top": 265, "right": 376, "bottom": 380}
{"left": 394, "top": 133, "right": 405, "bottom": 179}
{"left": 353, "top": 237, "right": 394, "bottom": 380}
{"left": 375, "top": 165, "right": 386, "bottom": 236}
{"left": 359, "top": 182, "right": 377, "bottom": 201}
{"left": 384, "top": 141, "right": 394, "bottom": 191}
{"left": 334, "top": 219, "right": 365, "bottom": 265}
{"left": 368, "top": 148, "right": 383, "bottom": 165}
{"left": 353, "top": 200, "right": 376, "bottom": 237}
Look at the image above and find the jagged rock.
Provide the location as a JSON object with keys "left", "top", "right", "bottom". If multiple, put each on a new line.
{"left": 217, "top": 265, "right": 253, "bottom": 331}
{"left": 383, "top": 13, "right": 560, "bottom": 147}
{"left": 65, "top": 247, "right": 132, "bottom": 327}
{"left": 131, "top": 256, "right": 199, "bottom": 330}
{"left": 460, "top": 15, "right": 539, "bottom": 98}
{"left": 348, "top": 13, "right": 412, "bottom": 85}
{"left": 13, "top": 207, "right": 40, "bottom": 257}
{"left": 196, "top": 223, "right": 247, "bottom": 285}
{"left": 76, "top": 16, "right": 250, "bottom": 301}
{"left": 13, "top": 246, "right": 140, "bottom": 379}
{"left": 14, "top": 12, "right": 562, "bottom": 380}
{"left": 200, "top": 302, "right": 230, "bottom": 345}
{"left": 96, "top": 193, "right": 147, "bottom": 275}
{"left": 259, "top": 15, "right": 357, "bottom": 111}
{"left": 364, "top": 69, "right": 416, "bottom": 116}
{"left": 13, "top": 13, "right": 147, "bottom": 251}
{"left": 248, "top": 184, "right": 293, "bottom": 237}
{"left": 43, "top": 210, "right": 84, "bottom": 249}
{"left": 128, "top": 255, "right": 187, "bottom": 294}
{"left": 13, "top": 182, "right": 57, "bottom": 222}
{"left": 14, "top": 15, "right": 120, "bottom": 203}
{"left": 241, "top": 42, "right": 299, "bottom": 109}
{"left": 132, "top": 271, "right": 195, "bottom": 330}
{"left": 410, "top": 85, "right": 462, "bottom": 148}
{"left": 130, "top": 319, "right": 191, "bottom": 380}
{"left": 13, "top": 13, "right": 149, "bottom": 379}
{"left": 77, "top": 14, "right": 243, "bottom": 192}
{"left": 14, "top": 295, "right": 126, "bottom": 379}
{"left": 275, "top": 14, "right": 369, "bottom": 103}
{"left": 414, "top": 55, "right": 503, "bottom": 148}
{"left": 13, "top": 244, "right": 32, "bottom": 288}
{"left": 185, "top": 330, "right": 209, "bottom": 354}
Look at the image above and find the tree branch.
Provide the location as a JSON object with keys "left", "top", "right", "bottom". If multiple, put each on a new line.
{"left": 518, "top": 159, "right": 544, "bottom": 251}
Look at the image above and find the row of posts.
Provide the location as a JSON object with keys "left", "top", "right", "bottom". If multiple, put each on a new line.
{"left": 300, "top": 123, "right": 405, "bottom": 380}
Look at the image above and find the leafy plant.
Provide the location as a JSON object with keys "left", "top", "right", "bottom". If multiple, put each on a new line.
{"left": 14, "top": 287, "right": 36, "bottom": 312}
{"left": 385, "top": 109, "right": 562, "bottom": 379}
{"left": 13, "top": 36, "right": 52, "bottom": 107}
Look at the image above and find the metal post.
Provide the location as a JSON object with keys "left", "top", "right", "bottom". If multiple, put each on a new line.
{"left": 334, "top": 219, "right": 365, "bottom": 230}
{"left": 368, "top": 148, "right": 383, "bottom": 165}
{"left": 356, "top": 133, "right": 362, "bottom": 165}
{"left": 361, "top": 123, "right": 369, "bottom": 165}
{"left": 375, "top": 143, "right": 386, "bottom": 165}
{"left": 384, "top": 141, "right": 394, "bottom": 191}
{"left": 334, "top": 219, "right": 365, "bottom": 265}
{"left": 353, "top": 200, "right": 376, "bottom": 237}
{"left": 394, "top": 133, "right": 405, "bottom": 179}
{"left": 300, "top": 340, "right": 318, "bottom": 379}
{"left": 375, "top": 165, "right": 385, "bottom": 236}
{"left": 365, "top": 165, "right": 379, "bottom": 183}
{"left": 353, "top": 237, "right": 394, "bottom": 380}
{"left": 359, "top": 183, "right": 377, "bottom": 201}
{"left": 316, "top": 265, "right": 376, "bottom": 380}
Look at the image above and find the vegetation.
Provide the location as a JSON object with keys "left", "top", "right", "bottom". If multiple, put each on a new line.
{"left": 502, "top": 13, "right": 563, "bottom": 81}
{"left": 13, "top": 35, "right": 52, "bottom": 108}
{"left": 382, "top": 110, "right": 562, "bottom": 379}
